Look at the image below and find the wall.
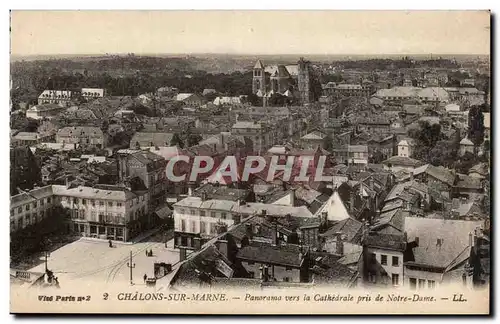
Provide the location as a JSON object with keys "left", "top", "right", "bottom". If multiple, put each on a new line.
{"left": 241, "top": 261, "right": 301, "bottom": 282}
{"left": 366, "top": 247, "right": 404, "bottom": 288}
{"left": 173, "top": 207, "right": 235, "bottom": 237}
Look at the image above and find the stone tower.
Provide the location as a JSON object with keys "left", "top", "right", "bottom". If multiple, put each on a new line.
{"left": 297, "top": 57, "right": 311, "bottom": 105}
{"left": 252, "top": 59, "right": 266, "bottom": 95}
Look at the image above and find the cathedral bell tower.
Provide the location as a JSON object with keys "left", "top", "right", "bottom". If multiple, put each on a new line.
{"left": 252, "top": 59, "right": 266, "bottom": 95}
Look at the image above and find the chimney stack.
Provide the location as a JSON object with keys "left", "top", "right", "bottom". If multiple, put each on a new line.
{"left": 336, "top": 233, "right": 344, "bottom": 256}
{"left": 271, "top": 222, "right": 278, "bottom": 246}
{"left": 245, "top": 223, "right": 253, "bottom": 238}
{"left": 193, "top": 237, "right": 202, "bottom": 251}
{"left": 349, "top": 192, "right": 355, "bottom": 214}
{"left": 216, "top": 239, "right": 229, "bottom": 261}
{"left": 179, "top": 247, "right": 187, "bottom": 261}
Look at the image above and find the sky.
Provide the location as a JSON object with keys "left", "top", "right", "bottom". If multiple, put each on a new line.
{"left": 10, "top": 11, "right": 491, "bottom": 56}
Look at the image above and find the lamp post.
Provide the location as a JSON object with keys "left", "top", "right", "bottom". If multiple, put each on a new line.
{"left": 126, "top": 251, "right": 135, "bottom": 285}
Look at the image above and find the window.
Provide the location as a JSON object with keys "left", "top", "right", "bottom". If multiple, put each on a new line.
{"left": 200, "top": 211, "right": 206, "bottom": 217}
{"left": 117, "top": 202, "right": 122, "bottom": 207}
{"left": 409, "top": 278, "right": 417, "bottom": 290}
{"left": 285, "top": 266, "right": 292, "bottom": 271}
{"left": 418, "top": 279, "right": 426, "bottom": 289}
{"left": 428, "top": 280, "right": 435, "bottom": 289}
{"left": 10, "top": 209, "right": 13, "bottom": 216}
{"left": 191, "top": 221, "right": 196, "bottom": 232}
{"left": 283, "top": 277, "right": 290, "bottom": 282}
{"left": 73, "top": 198, "right": 78, "bottom": 204}
{"left": 108, "top": 202, "right": 113, "bottom": 207}
{"left": 91, "top": 200, "right": 95, "bottom": 207}
{"left": 190, "top": 209, "right": 196, "bottom": 216}
{"left": 392, "top": 256, "right": 399, "bottom": 267}
{"left": 210, "top": 212, "right": 216, "bottom": 218}
{"left": 181, "top": 219, "right": 186, "bottom": 232}
{"left": 368, "top": 272, "right": 376, "bottom": 283}
{"left": 33, "top": 202, "right": 37, "bottom": 208}
{"left": 381, "top": 254, "right": 387, "bottom": 265}
{"left": 221, "top": 213, "right": 227, "bottom": 220}
{"left": 26, "top": 205, "right": 30, "bottom": 211}
{"left": 17, "top": 207, "right": 22, "bottom": 213}
{"left": 200, "top": 222, "right": 206, "bottom": 234}
{"left": 392, "top": 274, "right": 399, "bottom": 286}
{"left": 99, "top": 201, "right": 104, "bottom": 206}
{"left": 91, "top": 211, "right": 96, "bottom": 221}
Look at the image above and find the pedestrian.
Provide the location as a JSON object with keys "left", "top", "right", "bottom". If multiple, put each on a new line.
{"left": 145, "top": 250, "right": 148, "bottom": 256}
{"left": 108, "top": 240, "right": 112, "bottom": 248}
{"left": 143, "top": 274, "right": 147, "bottom": 283}
{"left": 150, "top": 249, "right": 153, "bottom": 256}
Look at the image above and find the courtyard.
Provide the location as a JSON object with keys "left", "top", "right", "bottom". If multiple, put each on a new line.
{"left": 28, "top": 237, "right": 183, "bottom": 286}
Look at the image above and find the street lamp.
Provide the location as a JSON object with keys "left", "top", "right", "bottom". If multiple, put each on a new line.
{"left": 126, "top": 251, "right": 135, "bottom": 285}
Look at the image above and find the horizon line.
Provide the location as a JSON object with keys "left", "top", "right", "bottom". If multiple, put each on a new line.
{"left": 11, "top": 52, "right": 490, "bottom": 58}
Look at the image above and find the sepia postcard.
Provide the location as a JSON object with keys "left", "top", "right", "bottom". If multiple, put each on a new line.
{"left": 9, "top": 10, "right": 491, "bottom": 315}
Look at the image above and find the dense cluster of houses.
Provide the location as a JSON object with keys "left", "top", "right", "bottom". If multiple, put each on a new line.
{"left": 10, "top": 58, "right": 490, "bottom": 291}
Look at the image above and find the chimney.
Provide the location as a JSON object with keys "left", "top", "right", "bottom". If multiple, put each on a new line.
{"left": 215, "top": 222, "right": 228, "bottom": 235}
{"left": 336, "top": 233, "right": 344, "bottom": 256}
{"left": 216, "top": 239, "right": 229, "bottom": 260}
{"left": 179, "top": 247, "right": 187, "bottom": 261}
{"left": 321, "top": 211, "right": 328, "bottom": 225}
{"left": 245, "top": 223, "right": 253, "bottom": 238}
{"left": 193, "top": 237, "right": 202, "bottom": 251}
{"left": 410, "top": 171, "right": 414, "bottom": 181}
{"left": 369, "top": 177, "right": 374, "bottom": 190}
{"left": 349, "top": 192, "right": 355, "bottom": 214}
{"left": 271, "top": 222, "right": 278, "bottom": 246}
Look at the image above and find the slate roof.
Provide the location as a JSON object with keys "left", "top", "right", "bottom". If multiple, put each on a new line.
{"left": 320, "top": 217, "right": 363, "bottom": 244}
{"left": 404, "top": 217, "right": 483, "bottom": 269}
{"left": 364, "top": 232, "right": 406, "bottom": 251}
{"left": 311, "top": 261, "right": 357, "bottom": 287}
{"left": 169, "top": 244, "right": 234, "bottom": 289}
{"left": 130, "top": 132, "right": 174, "bottom": 148}
{"left": 382, "top": 156, "right": 424, "bottom": 167}
{"left": 455, "top": 174, "right": 483, "bottom": 190}
{"left": 193, "top": 184, "right": 250, "bottom": 202}
{"left": 236, "top": 242, "right": 306, "bottom": 267}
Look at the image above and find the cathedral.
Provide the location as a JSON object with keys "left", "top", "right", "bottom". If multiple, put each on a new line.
{"left": 252, "top": 57, "right": 314, "bottom": 105}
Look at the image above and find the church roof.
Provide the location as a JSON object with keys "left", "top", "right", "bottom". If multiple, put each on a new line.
{"left": 254, "top": 60, "right": 265, "bottom": 69}
{"left": 271, "top": 65, "right": 291, "bottom": 78}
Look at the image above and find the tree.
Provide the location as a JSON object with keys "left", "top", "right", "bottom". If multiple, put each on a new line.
{"left": 428, "top": 140, "right": 457, "bottom": 168}
{"left": 369, "top": 150, "right": 386, "bottom": 164}
{"left": 454, "top": 152, "right": 476, "bottom": 174}
{"left": 468, "top": 106, "right": 485, "bottom": 148}
{"left": 483, "top": 179, "right": 490, "bottom": 214}
{"left": 170, "top": 133, "right": 184, "bottom": 148}
{"left": 187, "top": 134, "right": 203, "bottom": 147}
{"left": 409, "top": 121, "right": 444, "bottom": 162}
{"left": 322, "top": 133, "right": 334, "bottom": 152}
